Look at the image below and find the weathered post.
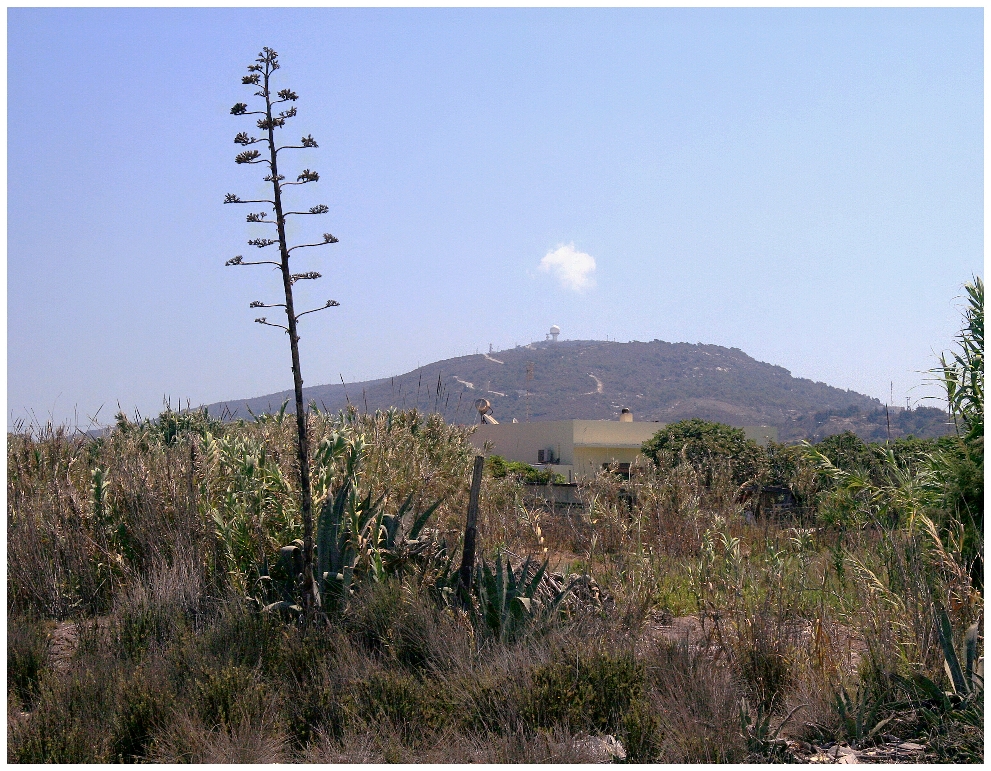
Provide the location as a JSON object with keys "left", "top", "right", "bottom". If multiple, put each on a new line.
{"left": 458, "top": 455, "right": 485, "bottom": 598}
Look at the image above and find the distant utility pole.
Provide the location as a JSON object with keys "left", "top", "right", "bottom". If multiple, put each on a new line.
{"left": 525, "top": 361, "right": 534, "bottom": 422}
{"left": 888, "top": 381, "right": 894, "bottom": 442}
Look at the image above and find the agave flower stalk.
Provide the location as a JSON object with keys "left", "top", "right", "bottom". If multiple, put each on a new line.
{"left": 225, "top": 47, "right": 340, "bottom": 616}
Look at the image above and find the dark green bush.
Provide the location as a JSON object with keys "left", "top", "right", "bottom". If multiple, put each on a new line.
{"left": 344, "top": 580, "right": 465, "bottom": 674}
{"left": 642, "top": 419, "right": 765, "bottom": 486}
{"left": 191, "top": 663, "right": 274, "bottom": 731}
{"left": 110, "top": 663, "right": 175, "bottom": 761}
{"left": 346, "top": 581, "right": 425, "bottom": 667}
{"left": 348, "top": 669, "right": 455, "bottom": 734}
{"left": 814, "top": 431, "right": 879, "bottom": 477}
{"left": 621, "top": 696, "right": 662, "bottom": 762}
{"left": 285, "top": 678, "right": 347, "bottom": 748}
{"left": 448, "top": 666, "right": 520, "bottom": 735}
{"left": 524, "top": 649, "right": 644, "bottom": 734}
{"left": 8, "top": 667, "right": 116, "bottom": 763}
{"left": 7, "top": 615, "right": 49, "bottom": 708}
{"left": 199, "top": 602, "right": 291, "bottom": 676}
{"left": 486, "top": 454, "right": 564, "bottom": 485}
{"left": 113, "top": 599, "right": 190, "bottom": 660}
{"left": 643, "top": 641, "right": 747, "bottom": 763}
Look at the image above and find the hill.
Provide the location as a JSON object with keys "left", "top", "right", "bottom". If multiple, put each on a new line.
{"left": 201, "top": 339, "right": 952, "bottom": 443}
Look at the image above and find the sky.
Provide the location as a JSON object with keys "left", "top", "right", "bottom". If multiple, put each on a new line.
{"left": 7, "top": 8, "right": 984, "bottom": 429}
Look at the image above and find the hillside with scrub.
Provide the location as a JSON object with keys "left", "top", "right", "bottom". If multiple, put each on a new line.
{"left": 204, "top": 338, "right": 952, "bottom": 443}
{"left": 7, "top": 279, "right": 983, "bottom": 763}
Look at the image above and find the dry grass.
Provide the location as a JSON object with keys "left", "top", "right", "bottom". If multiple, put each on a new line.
{"left": 149, "top": 709, "right": 290, "bottom": 763}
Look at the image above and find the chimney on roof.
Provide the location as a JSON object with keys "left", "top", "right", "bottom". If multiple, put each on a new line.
{"left": 620, "top": 408, "right": 633, "bottom": 422}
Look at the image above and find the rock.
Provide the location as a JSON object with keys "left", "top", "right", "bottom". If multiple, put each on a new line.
{"left": 896, "top": 742, "right": 924, "bottom": 752}
{"left": 827, "top": 744, "right": 859, "bottom": 764}
{"left": 573, "top": 734, "right": 627, "bottom": 762}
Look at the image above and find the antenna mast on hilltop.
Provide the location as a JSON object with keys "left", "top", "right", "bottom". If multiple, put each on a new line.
{"left": 525, "top": 361, "right": 534, "bottom": 422}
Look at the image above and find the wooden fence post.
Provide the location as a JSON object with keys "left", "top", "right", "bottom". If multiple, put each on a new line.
{"left": 458, "top": 455, "right": 485, "bottom": 597}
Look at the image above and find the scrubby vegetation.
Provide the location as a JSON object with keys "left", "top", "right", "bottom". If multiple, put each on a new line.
{"left": 486, "top": 454, "right": 566, "bottom": 485}
{"left": 7, "top": 280, "right": 982, "bottom": 763}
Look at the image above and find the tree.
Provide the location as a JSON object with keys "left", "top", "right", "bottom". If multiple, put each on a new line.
{"left": 225, "top": 48, "right": 339, "bottom": 615}
{"left": 813, "top": 431, "right": 879, "bottom": 476}
{"left": 641, "top": 418, "right": 764, "bottom": 487}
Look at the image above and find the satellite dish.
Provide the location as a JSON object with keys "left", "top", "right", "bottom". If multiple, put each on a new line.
{"left": 474, "top": 398, "right": 498, "bottom": 424}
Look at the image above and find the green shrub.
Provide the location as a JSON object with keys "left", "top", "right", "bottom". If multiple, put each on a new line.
{"left": 621, "top": 697, "right": 662, "bottom": 762}
{"left": 642, "top": 419, "right": 764, "bottom": 487}
{"left": 644, "top": 641, "right": 747, "bottom": 763}
{"left": 448, "top": 667, "right": 520, "bottom": 735}
{"left": 199, "top": 602, "right": 291, "bottom": 676}
{"left": 486, "top": 454, "right": 564, "bottom": 485}
{"left": 285, "top": 680, "right": 347, "bottom": 749}
{"left": 192, "top": 664, "right": 273, "bottom": 729}
{"left": 524, "top": 649, "right": 644, "bottom": 734}
{"left": 348, "top": 670, "right": 455, "bottom": 734}
{"left": 7, "top": 615, "right": 49, "bottom": 708}
{"left": 113, "top": 599, "right": 188, "bottom": 660}
{"left": 8, "top": 667, "right": 116, "bottom": 763}
{"left": 110, "top": 663, "right": 175, "bottom": 761}
{"left": 346, "top": 581, "right": 435, "bottom": 672}
{"left": 814, "top": 431, "right": 879, "bottom": 477}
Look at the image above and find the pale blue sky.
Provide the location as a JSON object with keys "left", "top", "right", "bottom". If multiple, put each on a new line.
{"left": 8, "top": 8, "right": 983, "bottom": 428}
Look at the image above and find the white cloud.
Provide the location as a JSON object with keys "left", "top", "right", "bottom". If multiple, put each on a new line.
{"left": 538, "top": 243, "right": 596, "bottom": 292}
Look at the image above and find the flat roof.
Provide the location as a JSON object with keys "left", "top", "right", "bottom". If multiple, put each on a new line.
{"left": 475, "top": 419, "right": 662, "bottom": 447}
